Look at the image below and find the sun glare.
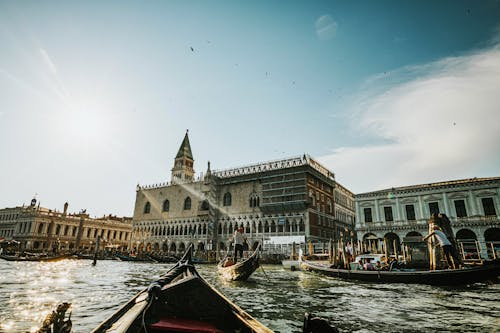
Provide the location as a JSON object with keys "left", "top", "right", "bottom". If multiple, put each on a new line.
{"left": 55, "top": 101, "right": 114, "bottom": 149}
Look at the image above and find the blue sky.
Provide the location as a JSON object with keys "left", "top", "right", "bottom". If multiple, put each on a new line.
{"left": 1, "top": 1, "right": 499, "bottom": 217}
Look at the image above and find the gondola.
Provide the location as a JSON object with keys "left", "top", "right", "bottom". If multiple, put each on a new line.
{"left": 217, "top": 245, "right": 261, "bottom": 281}
{"left": 91, "top": 244, "right": 273, "bottom": 333}
{"left": 115, "top": 253, "right": 154, "bottom": 262}
{"left": 147, "top": 253, "right": 179, "bottom": 263}
{"left": 299, "top": 256, "right": 500, "bottom": 286}
{"left": 0, "top": 253, "right": 72, "bottom": 262}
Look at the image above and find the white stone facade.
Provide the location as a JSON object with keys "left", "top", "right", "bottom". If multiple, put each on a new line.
{"left": 0, "top": 201, "right": 132, "bottom": 252}
{"left": 355, "top": 177, "right": 500, "bottom": 259}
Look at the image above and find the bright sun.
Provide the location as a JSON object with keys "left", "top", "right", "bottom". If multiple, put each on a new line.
{"left": 60, "top": 102, "right": 112, "bottom": 147}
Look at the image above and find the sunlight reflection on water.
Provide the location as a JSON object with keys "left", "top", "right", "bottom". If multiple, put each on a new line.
{"left": 0, "top": 260, "right": 498, "bottom": 332}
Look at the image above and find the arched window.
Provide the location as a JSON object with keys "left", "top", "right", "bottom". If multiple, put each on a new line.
{"left": 201, "top": 200, "right": 209, "bottom": 210}
{"left": 223, "top": 192, "right": 232, "bottom": 206}
{"left": 184, "top": 197, "right": 191, "bottom": 210}
{"left": 144, "top": 202, "right": 151, "bottom": 214}
{"left": 163, "top": 200, "right": 170, "bottom": 212}
{"left": 249, "top": 194, "right": 260, "bottom": 208}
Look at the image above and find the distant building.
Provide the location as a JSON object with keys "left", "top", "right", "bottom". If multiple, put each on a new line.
{"left": 355, "top": 177, "right": 500, "bottom": 259}
{"left": 131, "top": 132, "right": 355, "bottom": 256}
{"left": 0, "top": 199, "right": 132, "bottom": 253}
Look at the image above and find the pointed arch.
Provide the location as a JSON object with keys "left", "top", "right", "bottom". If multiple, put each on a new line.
{"left": 223, "top": 192, "right": 232, "bottom": 206}
{"left": 184, "top": 197, "right": 192, "bottom": 210}
{"left": 144, "top": 202, "right": 151, "bottom": 214}
{"left": 163, "top": 199, "right": 170, "bottom": 212}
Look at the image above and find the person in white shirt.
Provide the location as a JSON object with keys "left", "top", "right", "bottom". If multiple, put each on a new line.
{"left": 233, "top": 226, "right": 245, "bottom": 262}
{"left": 424, "top": 225, "right": 456, "bottom": 269}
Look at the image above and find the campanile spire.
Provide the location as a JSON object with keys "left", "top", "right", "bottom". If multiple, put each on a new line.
{"left": 171, "top": 130, "right": 194, "bottom": 183}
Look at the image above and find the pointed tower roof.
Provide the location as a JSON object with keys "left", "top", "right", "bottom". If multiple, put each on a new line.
{"left": 175, "top": 131, "right": 193, "bottom": 159}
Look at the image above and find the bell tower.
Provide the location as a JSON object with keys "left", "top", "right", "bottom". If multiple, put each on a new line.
{"left": 171, "top": 130, "right": 195, "bottom": 183}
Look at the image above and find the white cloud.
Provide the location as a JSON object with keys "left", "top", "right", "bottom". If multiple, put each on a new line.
{"left": 315, "top": 15, "right": 337, "bottom": 40}
{"left": 40, "top": 48, "right": 57, "bottom": 74}
{"left": 319, "top": 45, "right": 500, "bottom": 193}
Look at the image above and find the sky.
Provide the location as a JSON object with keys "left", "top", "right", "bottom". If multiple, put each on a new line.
{"left": 1, "top": 1, "right": 499, "bottom": 217}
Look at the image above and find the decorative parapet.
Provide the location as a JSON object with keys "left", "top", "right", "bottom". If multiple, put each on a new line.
{"left": 137, "top": 181, "right": 172, "bottom": 190}
{"left": 212, "top": 154, "right": 335, "bottom": 180}
{"left": 356, "top": 177, "right": 500, "bottom": 198}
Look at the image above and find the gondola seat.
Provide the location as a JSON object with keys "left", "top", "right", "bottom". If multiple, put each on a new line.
{"left": 149, "top": 317, "right": 223, "bottom": 333}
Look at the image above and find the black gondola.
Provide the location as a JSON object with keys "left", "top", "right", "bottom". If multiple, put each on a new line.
{"left": 299, "top": 257, "right": 500, "bottom": 286}
{"left": 115, "top": 253, "right": 154, "bottom": 262}
{"left": 91, "top": 245, "right": 273, "bottom": 333}
{"left": 147, "top": 254, "right": 179, "bottom": 263}
{"left": 0, "top": 253, "right": 72, "bottom": 262}
{"left": 217, "top": 246, "right": 261, "bottom": 281}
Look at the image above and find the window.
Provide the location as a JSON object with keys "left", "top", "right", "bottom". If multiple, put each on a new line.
{"left": 144, "top": 202, "right": 151, "bottom": 214}
{"left": 201, "top": 200, "right": 209, "bottom": 210}
{"left": 384, "top": 206, "right": 393, "bottom": 222}
{"left": 223, "top": 192, "right": 232, "bottom": 206}
{"left": 184, "top": 197, "right": 191, "bottom": 210}
{"left": 364, "top": 208, "right": 372, "bottom": 223}
{"left": 162, "top": 200, "right": 170, "bottom": 212}
{"left": 428, "top": 202, "right": 439, "bottom": 216}
{"left": 405, "top": 205, "right": 416, "bottom": 221}
{"left": 38, "top": 223, "right": 44, "bottom": 234}
{"left": 454, "top": 200, "right": 467, "bottom": 218}
{"left": 249, "top": 195, "right": 260, "bottom": 208}
{"left": 482, "top": 198, "right": 496, "bottom": 216}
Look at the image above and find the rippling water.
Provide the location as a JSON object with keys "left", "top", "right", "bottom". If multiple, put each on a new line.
{"left": 0, "top": 259, "right": 498, "bottom": 332}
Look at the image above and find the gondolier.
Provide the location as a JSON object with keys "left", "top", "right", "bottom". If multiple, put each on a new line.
{"left": 233, "top": 226, "right": 245, "bottom": 262}
{"left": 423, "top": 224, "right": 457, "bottom": 269}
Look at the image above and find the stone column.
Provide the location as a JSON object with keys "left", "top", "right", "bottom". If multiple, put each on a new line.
{"left": 443, "top": 192, "right": 450, "bottom": 216}
{"left": 469, "top": 190, "right": 478, "bottom": 216}
{"left": 418, "top": 196, "right": 425, "bottom": 220}
{"left": 395, "top": 198, "right": 401, "bottom": 221}
{"left": 374, "top": 199, "right": 380, "bottom": 222}
{"left": 355, "top": 201, "right": 361, "bottom": 226}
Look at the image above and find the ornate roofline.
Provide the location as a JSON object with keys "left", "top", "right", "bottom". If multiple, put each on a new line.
{"left": 356, "top": 177, "right": 500, "bottom": 198}
{"left": 212, "top": 154, "right": 335, "bottom": 180}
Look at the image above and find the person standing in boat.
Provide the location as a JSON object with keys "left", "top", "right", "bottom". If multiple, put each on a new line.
{"left": 233, "top": 226, "right": 245, "bottom": 262}
{"left": 423, "top": 224, "right": 456, "bottom": 269}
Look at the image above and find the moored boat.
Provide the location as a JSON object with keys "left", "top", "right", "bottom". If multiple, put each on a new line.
{"left": 299, "top": 255, "right": 500, "bottom": 285}
{"left": 0, "top": 253, "right": 72, "bottom": 262}
{"left": 115, "top": 253, "right": 154, "bottom": 262}
{"left": 91, "top": 245, "right": 273, "bottom": 333}
{"left": 217, "top": 246, "right": 261, "bottom": 281}
{"left": 147, "top": 253, "right": 179, "bottom": 263}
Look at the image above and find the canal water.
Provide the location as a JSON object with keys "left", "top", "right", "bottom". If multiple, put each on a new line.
{"left": 0, "top": 259, "right": 498, "bottom": 333}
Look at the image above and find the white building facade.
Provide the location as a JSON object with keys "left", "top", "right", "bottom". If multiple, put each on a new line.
{"left": 0, "top": 199, "right": 132, "bottom": 253}
{"left": 355, "top": 177, "right": 500, "bottom": 259}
